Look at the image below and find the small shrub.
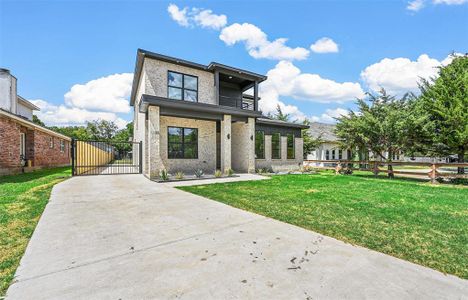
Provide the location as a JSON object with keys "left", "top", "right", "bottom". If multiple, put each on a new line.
{"left": 226, "top": 168, "right": 234, "bottom": 177}
{"left": 159, "top": 169, "right": 169, "bottom": 181}
{"left": 194, "top": 169, "right": 204, "bottom": 178}
{"left": 214, "top": 170, "right": 223, "bottom": 178}
{"left": 339, "top": 167, "right": 353, "bottom": 175}
{"left": 175, "top": 172, "right": 184, "bottom": 180}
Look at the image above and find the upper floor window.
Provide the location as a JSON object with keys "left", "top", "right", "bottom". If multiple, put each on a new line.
{"left": 255, "top": 130, "right": 265, "bottom": 159}
{"left": 287, "top": 134, "right": 294, "bottom": 159}
{"left": 168, "top": 71, "right": 198, "bottom": 102}
{"left": 271, "top": 133, "right": 281, "bottom": 159}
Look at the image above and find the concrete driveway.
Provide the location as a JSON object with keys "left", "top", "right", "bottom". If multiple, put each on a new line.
{"left": 6, "top": 175, "right": 467, "bottom": 299}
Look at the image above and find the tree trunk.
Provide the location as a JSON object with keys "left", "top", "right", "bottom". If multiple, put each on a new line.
{"left": 458, "top": 148, "right": 465, "bottom": 174}
{"left": 388, "top": 164, "right": 394, "bottom": 178}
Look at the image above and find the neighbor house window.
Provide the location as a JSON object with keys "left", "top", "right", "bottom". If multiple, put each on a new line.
{"left": 271, "top": 133, "right": 281, "bottom": 159}
{"left": 338, "top": 149, "right": 343, "bottom": 160}
{"left": 168, "top": 71, "right": 198, "bottom": 102}
{"left": 331, "top": 149, "right": 336, "bottom": 160}
{"left": 60, "top": 140, "right": 65, "bottom": 152}
{"left": 287, "top": 134, "right": 294, "bottom": 159}
{"left": 255, "top": 130, "right": 265, "bottom": 159}
{"left": 49, "top": 137, "right": 54, "bottom": 148}
{"left": 168, "top": 127, "right": 198, "bottom": 159}
{"left": 20, "top": 133, "right": 26, "bottom": 157}
{"left": 325, "top": 150, "right": 330, "bottom": 160}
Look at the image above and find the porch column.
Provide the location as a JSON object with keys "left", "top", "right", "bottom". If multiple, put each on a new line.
{"left": 247, "top": 117, "right": 256, "bottom": 173}
{"left": 220, "top": 114, "right": 231, "bottom": 172}
{"left": 147, "top": 106, "right": 164, "bottom": 179}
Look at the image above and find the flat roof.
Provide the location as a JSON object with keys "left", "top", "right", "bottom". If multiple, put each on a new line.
{"left": 130, "top": 49, "right": 267, "bottom": 106}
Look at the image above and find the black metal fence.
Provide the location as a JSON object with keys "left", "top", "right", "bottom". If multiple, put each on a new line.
{"left": 71, "top": 139, "right": 142, "bottom": 176}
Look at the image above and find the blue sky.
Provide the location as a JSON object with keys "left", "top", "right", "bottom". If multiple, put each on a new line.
{"left": 1, "top": 0, "right": 467, "bottom": 127}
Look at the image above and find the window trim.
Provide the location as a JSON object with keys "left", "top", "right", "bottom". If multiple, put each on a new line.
{"left": 167, "top": 126, "right": 199, "bottom": 159}
{"left": 167, "top": 71, "right": 199, "bottom": 102}
{"left": 255, "top": 130, "right": 265, "bottom": 159}
{"left": 287, "top": 133, "right": 295, "bottom": 159}
{"left": 271, "top": 132, "right": 281, "bottom": 160}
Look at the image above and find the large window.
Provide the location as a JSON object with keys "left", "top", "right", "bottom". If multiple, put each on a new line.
{"left": 271, "top": 133, "right": 281, "bottom": 159}
{"left": 168, "top": 71, "right": 198, "bottom": 102}
{"left": 325, "top": 150, "right": 330, "bottom": 160}
{"left": 168, "top": 127, "right": 198, "bottom": 159}
{"left": 255, "top": 130, "right": 265, "bottom": 159}
{"left": 287, "top": 134, "right": 294, "bottom": 159}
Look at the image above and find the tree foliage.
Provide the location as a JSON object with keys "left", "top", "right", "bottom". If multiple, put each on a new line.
{"left": 335, "top": 89, "right": 413, "bottom": 177}
{"left": 414, "top": 54, "right": 467, "bottom": 172}
{"left": 32, "top": 115, "right": 45, "bottom": 127}
{"left": 301, "top": 118, "right": 322, "bottom": 159}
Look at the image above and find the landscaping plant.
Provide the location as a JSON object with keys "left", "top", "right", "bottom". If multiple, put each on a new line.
{"left": 175, "top": 172, "right": 184, "bottom": 180}
{"left": 159, "top": 169, "right": 169, "bottom": 181}
{"left": 214, "top": 170, "right": 223, "bottom": 178}
{"left": 194, "top": 169, "right": 204, "bottom": 178}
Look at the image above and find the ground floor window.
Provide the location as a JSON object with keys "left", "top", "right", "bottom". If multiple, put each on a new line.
{"left": 338, "top": 149, "right": 343, "bottom": 160}
{"left": 332, "top": 149, "right": 336, "bottom": 160}
{"left": 287, "top": 134, "right": 294, "bottom": 159}
{"left": 60, "top": 140, "right": 65, "bottom": 152}
{"left": 168, "top": 127, "right": 198, "bottom": 159}
{"left": 255, "top": 130, "right": 265, "bottom": 159}
{"left": 326, "top": 149, "right": 330, "bottom": 160}
{"left": 271, "top": 133, "right": 281, "bottom": 159}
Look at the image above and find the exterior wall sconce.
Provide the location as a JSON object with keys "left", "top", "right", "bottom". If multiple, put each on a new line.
{"left": 250, "top": 135, "right": 253, "bottom": 141}
{"left": 227, "top": 134, "right": 230, "bottom": 140}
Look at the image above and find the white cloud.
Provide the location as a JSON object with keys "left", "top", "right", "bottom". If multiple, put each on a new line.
{"left": 168, "top": 4, "right": 190, "bottom": 27}
{"left": 407, "top": 0, "right": 467, "bottom": 11}
{"left": 193, "top": 9, "right": 227, "bottom": 30}
{"left": 219, "top": 23, "right": 309, "bottom": 61}
{"left": 168, "top": 4, "right": 227, "bottom": 30}
{"left": 433, "top": 0, "right": 468, "bottom": 4}
{"left": 407, "top": 0, "right": 425, "bottom": 11}
{"left": 30, "top": 99, "right": 128, "bottom": 129}
{"left": 310, "top": 37, "right": 339, "bottom": 53}
{"left": 261, "top": 60, "right": 364, "bottom": 104}
{"left": 310, "top": 108, "right": 349, "bottom": 123}
{"left": 360, "top": 54, "right": 458, "bottom": 95}
{"left": 64, "top": 73, "right": 132, "bottom": 114}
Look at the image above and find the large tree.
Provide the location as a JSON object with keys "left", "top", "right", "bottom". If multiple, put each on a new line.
{"left": 415, "top": 54, "right": 467, "bottom": 173}
{"left": 335, "top": 89, "right": 413, "bottom": 177}
{"left": 86, "top": 120, "right": 119, "bottom": 140}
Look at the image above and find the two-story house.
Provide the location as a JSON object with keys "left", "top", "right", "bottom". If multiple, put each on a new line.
{"left": 0, "top": 68, "right": 71, "bottom": 175}
{"left": 130, "top": 49, "right": 307, "bottom": 178}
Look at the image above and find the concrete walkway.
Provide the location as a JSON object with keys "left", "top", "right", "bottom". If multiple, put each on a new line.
{"left": 6, "top": 175, "right": 467, "bottom": 300}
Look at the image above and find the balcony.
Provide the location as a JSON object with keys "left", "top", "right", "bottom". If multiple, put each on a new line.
{"left": 219, "top": 95, "right": 255, "bottom": 111}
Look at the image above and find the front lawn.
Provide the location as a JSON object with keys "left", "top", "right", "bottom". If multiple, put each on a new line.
{"left": 0, "top": 167, "right": 71, "bottom": 296}
{"left": 179, "top": 172, "right": 468, "bottom": 279}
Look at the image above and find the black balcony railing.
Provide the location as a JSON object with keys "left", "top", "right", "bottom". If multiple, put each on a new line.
{"left": 219, "top": 95, "right": 254, "bottom": 110}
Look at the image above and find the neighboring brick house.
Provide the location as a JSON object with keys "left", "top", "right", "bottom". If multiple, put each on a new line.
{"left": 130, "top": 49, "right": 308, "bottom": 178}
{"left": 0, "top": 68, "right": 71, "bottom": 175}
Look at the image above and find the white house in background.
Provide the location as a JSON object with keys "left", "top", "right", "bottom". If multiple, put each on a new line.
{"left": 306, "top": 122, "right": 352, "bottom": 166}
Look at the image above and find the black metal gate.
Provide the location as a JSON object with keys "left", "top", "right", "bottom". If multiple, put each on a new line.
{"left": 71, "top": 139, "right": 142, "bottom": 176}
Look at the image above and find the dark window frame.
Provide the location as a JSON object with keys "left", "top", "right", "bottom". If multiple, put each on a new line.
{"left": 167, "top": 71, "right": 199, "bottom": 102}
{"left": 271, "top": 132, "right": 281, "bottom": 160}
{"left": 255, "top": 130, "right": 265, "bottom": 159}
{"left": 287, "top": 133, "right": 295, "bottom": 159}
{"left": 167, "top": 126, "right": 199, "bottom": 159}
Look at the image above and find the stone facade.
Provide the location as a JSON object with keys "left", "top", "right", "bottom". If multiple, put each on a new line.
{"left": 256, "top": 134, "right": 303, "bottom": 172}
{"left": 144, "top": 58, "right": 215, "bottom": 105}
{"left": 231, "top": 118, "right": 255, "bottom": 173}
{"left": 0, "top": 115, "right": 70, "bottom": 175}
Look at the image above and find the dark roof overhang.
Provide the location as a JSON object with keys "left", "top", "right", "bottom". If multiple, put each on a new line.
{"left": 139, "top": 95, "right": 263, "bottom": 121}
{"left": 256, "top": 117, "right": 310, "bottom": 129}
{"left": 130, "top": 49, "right": 267, "bottom": 106}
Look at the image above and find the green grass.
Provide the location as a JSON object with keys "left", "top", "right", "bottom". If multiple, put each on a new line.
{"left": 0, "top": 167, "right": 71, "bottom": 296}
{"left": 179, "top": 172, "right": 468, "bottom": 279}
